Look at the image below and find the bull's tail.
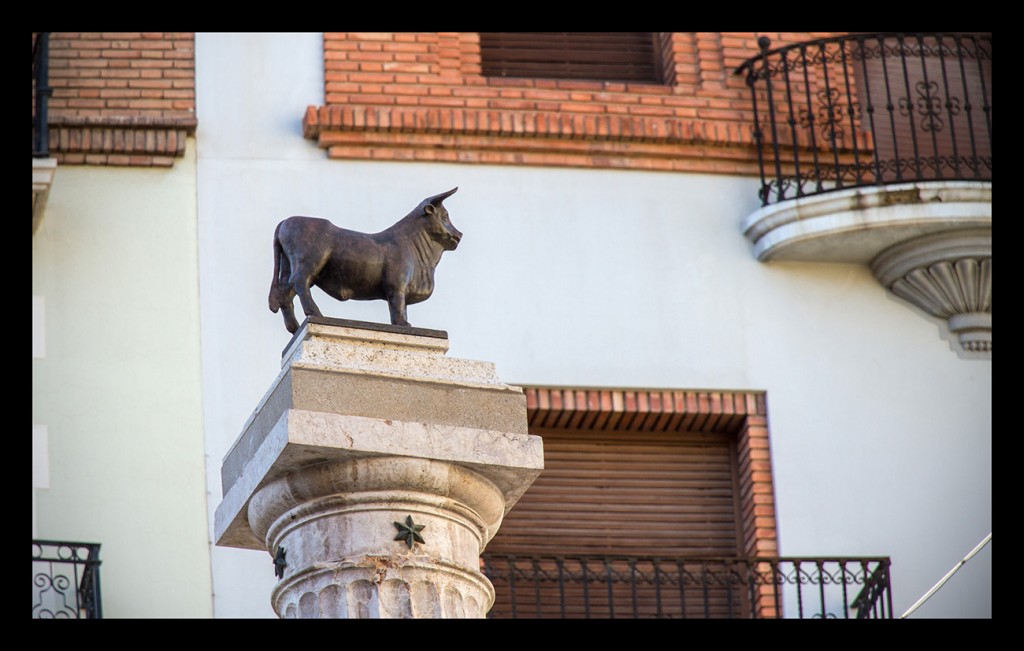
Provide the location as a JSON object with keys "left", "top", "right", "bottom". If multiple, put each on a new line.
{"left": 269, "top": 223, "right": 290, "bottom": 313}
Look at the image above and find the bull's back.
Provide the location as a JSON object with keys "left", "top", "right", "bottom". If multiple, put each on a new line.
{"left": 275, "top": 216, "right": 338, "bottom": 264}
{"left": 277, "top": 216, "right": 388, "bottom": 300}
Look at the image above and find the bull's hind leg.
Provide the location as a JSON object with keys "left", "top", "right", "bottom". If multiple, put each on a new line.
{"left": 294, "top": 284, "right": 322, "bottom": 322}
{"left": 269, "top": 242, "right": 302, "bottom": 333}
{"left": 268, "top": 284, "right": 300, "bottom": 333}
{"left": 280, "top": 296, "right": 300, "bottom": 334}
{"left": 288, "top": 266, "right": 324, "bottom": 325}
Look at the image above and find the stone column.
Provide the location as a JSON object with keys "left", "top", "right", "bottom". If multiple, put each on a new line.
{"left": 214, "top": 317, "right": 543, "bottom": 618}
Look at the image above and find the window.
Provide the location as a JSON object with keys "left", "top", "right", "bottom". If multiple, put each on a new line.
{"left": 479, "top": 32, "right": 663, "bottom": 83}
{"left": 483, "top": 387, "right": 779, "bottom": 619}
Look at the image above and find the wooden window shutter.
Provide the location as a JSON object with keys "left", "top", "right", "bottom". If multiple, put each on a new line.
{"left": 487, "top": 429, "right": 741, "bottom": 558}
{"left": 484, "top": 428, "right": 744, "bottom": 619}
{"left": 479, "top": 32, "right": 662, "bottom": 83}
{"left": 482, "top": 387, "right": 779, "bottom": 619}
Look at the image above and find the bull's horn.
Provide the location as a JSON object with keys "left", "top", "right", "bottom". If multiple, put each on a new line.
{"left": 427, "top": 187, "right": 458, "bottom": 205}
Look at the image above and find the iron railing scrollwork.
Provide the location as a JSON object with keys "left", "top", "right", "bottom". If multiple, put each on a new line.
{"left": 481, "top": 554, "right": 893, "bottom": 619}
{"left": 32, "top": 32, "right": 52, "bottom": 158}
{"left": 735, "top": 33, "right": 991, "bottom": 206}
{"left": 32, "top": 540, "right": 103, "bottom": 619}
{"left": 850, "top": 561, "right": 893, "bottom": 619}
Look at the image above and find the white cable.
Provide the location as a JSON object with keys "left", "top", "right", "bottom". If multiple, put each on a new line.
{"left": 899, "top": 532, "right": 992, "bottom": 619}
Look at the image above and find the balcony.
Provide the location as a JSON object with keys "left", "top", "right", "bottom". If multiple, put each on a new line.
{"left": 481, "top": 554, "right": 892, "bottom": 619}
{"left": 735, "top": 33, "right": 991, "bottom": 357}
{"left": 33, "top": 32, "right": 56, "bottom": 235}
{"left": 32, "top": 540, "right": 103, "bottom": 619}
{"left": 735, "top": 33, "right": 991, "bottom": 208}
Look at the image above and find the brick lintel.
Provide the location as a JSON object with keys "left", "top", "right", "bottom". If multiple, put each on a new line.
{"left": 304, "top": 104, "right": 755, "bottom": 149}
{"left": 48, "top": 114, "right": 197, "bottom": 132}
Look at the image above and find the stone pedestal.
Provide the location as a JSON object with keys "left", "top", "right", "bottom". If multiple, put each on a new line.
{"left": 214, "top": 317, "right": 543, "bottom": 618}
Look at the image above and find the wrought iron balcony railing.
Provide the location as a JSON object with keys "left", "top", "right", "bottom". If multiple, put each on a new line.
{"left": 33, "top": 32, "right": 51, "bottom": 158}
{"left": 32, "top": 540, "right": 103, "bottom": 619}
{"left": 481, "top": 554, "right": 893, "bottom": 619}
{"left": 734, "top": 33, "right": 992, "bottom": 206}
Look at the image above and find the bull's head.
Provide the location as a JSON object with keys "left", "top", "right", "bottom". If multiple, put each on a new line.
{"left": 421, "top": 186, "right": 462, "bottom": 251}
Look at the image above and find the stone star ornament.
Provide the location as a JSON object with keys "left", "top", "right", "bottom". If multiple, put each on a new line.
{"left": 394, "top": 515, "right": 426, "bottom": 549}
{"left": 273, "top": 546, "right": 287, "bottom": 579}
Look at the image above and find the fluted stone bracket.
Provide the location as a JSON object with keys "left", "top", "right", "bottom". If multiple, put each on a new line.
{"left": 214, "top": 317, "right": 543, "bottom": 617}
{"left": 742, "top": 181, "right": 991, "bottom": 357}
{"left": 872, "top": 229, "right": 991, "bottom": 359}
{"left": 33, "top": 158, "right": 57, "bottom": 235}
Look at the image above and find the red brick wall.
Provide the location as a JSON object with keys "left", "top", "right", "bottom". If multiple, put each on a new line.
{"left": 737, "top": 411, "right": 778, "bottom": 558}
{"left": 39, "top": 32, "right": 197, "bottom": 166}
{"left": 305, "top": 32, "right": 842, "bottom": 174}
{"left": 736, "top": 410, "right": 782, "bottom": 618}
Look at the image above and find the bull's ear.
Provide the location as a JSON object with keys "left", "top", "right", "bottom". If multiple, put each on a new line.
{"left": 423, "top": 204, "right": 437, "bottom": 216}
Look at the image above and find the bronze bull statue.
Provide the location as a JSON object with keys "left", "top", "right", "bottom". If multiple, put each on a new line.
{"left": 269, "top": 187, "right": 461, "bottom": 333}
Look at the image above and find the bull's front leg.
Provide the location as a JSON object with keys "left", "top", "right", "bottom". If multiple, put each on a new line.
{"left": 387, "top": 291, "right": 410, "bottom": 327}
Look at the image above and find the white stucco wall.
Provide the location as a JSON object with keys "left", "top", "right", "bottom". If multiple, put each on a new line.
{"left": 196, "top": 33, "right": 991, "bottom": 619}
{"left": 31, "top": 142, "right": 213, "bottom": 618}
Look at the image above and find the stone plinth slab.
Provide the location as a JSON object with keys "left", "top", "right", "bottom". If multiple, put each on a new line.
{"left": 220, "top": 318, "right": 529, "bottom": 497}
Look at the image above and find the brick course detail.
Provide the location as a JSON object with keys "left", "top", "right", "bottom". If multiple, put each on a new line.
{"left": 305, "top": 32, "right": 842, "bottom": 174}
{"left": 38, "top": 33, "right": 197, "bottom": 167}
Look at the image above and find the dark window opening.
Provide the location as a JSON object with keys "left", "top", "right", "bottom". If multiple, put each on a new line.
{"left": 479, "top": 32, "right": 664, "bottom": 84}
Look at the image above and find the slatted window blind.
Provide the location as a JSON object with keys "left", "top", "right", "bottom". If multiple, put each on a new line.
{"left": 488, "top": 429, "right": 740, "bottom": 557}
{"left": 479, "top": 32, "right": 662, "bottom": 83}
{"left": 484, "top": 428, "right": 743, "bottom": 618}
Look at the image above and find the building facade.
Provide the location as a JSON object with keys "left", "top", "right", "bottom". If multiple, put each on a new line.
{"left": 33, "top": 32, "right": 991, "bottom": 618}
